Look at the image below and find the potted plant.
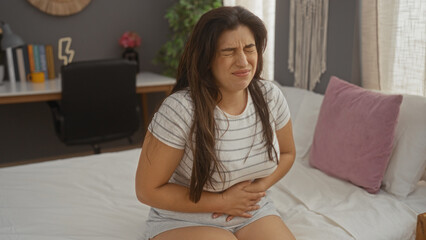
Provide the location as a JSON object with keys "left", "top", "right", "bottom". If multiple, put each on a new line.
{"left": 154, "top": 0, "right": 222, "bottom": 77}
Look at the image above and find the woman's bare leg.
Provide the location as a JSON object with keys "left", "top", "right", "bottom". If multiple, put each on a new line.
{"left": 152, "top": 226, "right": 238, "bottom": 240}
{"left": 235, "top": 215, "right": 295, "bottom": 240}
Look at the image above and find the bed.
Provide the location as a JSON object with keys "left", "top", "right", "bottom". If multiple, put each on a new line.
{"left": 1, "top": 82, "right": 425, "bottom": 240}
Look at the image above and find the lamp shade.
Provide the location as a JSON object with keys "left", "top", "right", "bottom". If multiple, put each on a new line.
{"left": 1, "top": 22, "right": 24, "bottom": 50}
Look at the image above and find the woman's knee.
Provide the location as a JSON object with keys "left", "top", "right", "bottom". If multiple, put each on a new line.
{"left": 235, "top": 215, "right": 295, "bottom": 240}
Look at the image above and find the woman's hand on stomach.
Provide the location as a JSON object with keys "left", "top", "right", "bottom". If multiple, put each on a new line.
{"left": 212, "top": 180, "right": 265, "bottom": 222}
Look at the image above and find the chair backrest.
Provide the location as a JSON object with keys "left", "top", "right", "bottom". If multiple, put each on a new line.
{"left": 60, "top": 59, "right": 139, "bottom": 145}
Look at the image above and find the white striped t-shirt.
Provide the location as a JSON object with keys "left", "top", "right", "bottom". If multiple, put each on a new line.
{"left": 148, "top": 80, "right": 291, "bottom": 192}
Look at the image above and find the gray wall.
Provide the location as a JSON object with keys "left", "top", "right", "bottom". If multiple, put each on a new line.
{"left": 275, "top": 0, "right": 358, "bottom": 94}
{"left": 0, "top": 0, "right": 175, "bottom": 163}
{"left": 0, "top": 0, "right": 358, "bottom": 163}
{"left": 1, "top": 0, "right": 175, "bottom": 74}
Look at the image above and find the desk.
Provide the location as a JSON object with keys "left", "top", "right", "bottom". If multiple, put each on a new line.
{"left": 0, "top": 72, "right": 176, "bottom": 128}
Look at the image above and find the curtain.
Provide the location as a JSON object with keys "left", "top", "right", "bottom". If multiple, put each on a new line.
{"left": 361, "top": 0, "right": 426, "bottom": 96}
{"left": 223, "top": 0, "right": 276, "bottom": 81}
{"left": 287, "top": 0, "right": 329, "bottom": 91}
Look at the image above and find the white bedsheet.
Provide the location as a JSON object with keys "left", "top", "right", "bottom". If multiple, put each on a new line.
{"left": 276, "top": 160, "right": 418, "bottom": 240}
{"left": 402, "top": 180, "right": 426, "bottom": 214}
{"left": 0, "top": 149, "right": 423, "bottom": 240}
{"left": 0, "top": 149, "right": 147, "bottom": 240}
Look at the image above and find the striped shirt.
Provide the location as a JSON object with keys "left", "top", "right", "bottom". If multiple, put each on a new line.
{"left": 148, "top": 80, "right": 290, "bottom": 192}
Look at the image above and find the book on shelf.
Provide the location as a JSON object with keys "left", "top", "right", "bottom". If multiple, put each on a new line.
{"left": 27, "top": 44, "right": 35, "bottom": 73}
{"left": 33, "top": 45, "right": 41, "bottom": 73}
{"left": 4, "top": 43, "right": 56, "bottom": 82}
{"left": 15, "top": 48, "right": 26, "bottom": 82}
{"left": 45, "top": 45, "right": 56, "bottom": 80}
{"left": 22, "top": 45, "right": 31, "bottom": 78}
{"left": 38, "top": 45, "right": 48, "bottom": 79}
{"left": 5, "top": 47, "right": 16, "bottom": 82}
{"left": 12, "top": 47, "right": 20, "bottom": 81}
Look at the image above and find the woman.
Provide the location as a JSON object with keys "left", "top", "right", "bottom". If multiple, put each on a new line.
{"left": 135, "top": 6, "right": 296, "bottom": 240}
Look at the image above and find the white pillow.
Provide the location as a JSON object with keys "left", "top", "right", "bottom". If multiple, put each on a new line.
{"left": 290, "top": 89, "right": 324, "bottom": 161}
{"left": 278, "top": 85, "right": 307, "bottom": 121}
{"left": 382, "top": 94, "right": 426, "bottom": 197}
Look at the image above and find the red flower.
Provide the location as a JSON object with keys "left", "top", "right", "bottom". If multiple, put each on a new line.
{"left": 119, "top": 31, "right": 141, "bottom": 48}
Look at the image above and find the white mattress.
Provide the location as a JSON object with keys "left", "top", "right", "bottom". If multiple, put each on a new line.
{"left": 0, "top": 149, "right": 424, "bottom": 240}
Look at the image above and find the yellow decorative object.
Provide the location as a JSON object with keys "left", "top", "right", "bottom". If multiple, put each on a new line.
{"left": 27, "top": 72, "right": 45, "bottom": 83}
{"left": 58, "top": 37, "right": 75, "bottom": 66}
{"left": 27, "top": 0, "right": 92, "bottom": 16}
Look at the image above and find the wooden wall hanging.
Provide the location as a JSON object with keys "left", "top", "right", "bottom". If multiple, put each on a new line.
{"left": 27, "top": 0, "right": 92, "bottom": 16}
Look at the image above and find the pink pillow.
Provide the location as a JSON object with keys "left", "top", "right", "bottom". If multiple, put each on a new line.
{"left": 309, "top": 76, "right": 402, "bottom": 193}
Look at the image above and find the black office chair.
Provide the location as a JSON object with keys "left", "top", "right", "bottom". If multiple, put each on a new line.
{"left": 48, "top": 59, "right": 140, "bottom": 154}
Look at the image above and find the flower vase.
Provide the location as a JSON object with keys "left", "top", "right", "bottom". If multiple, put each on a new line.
{"left": 122, "top": 48, "right": 140, "bottom": 72}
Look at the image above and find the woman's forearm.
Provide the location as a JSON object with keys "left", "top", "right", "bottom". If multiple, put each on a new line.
{"left": 256, "top": 152, "right": 295, "bottom": 191}
{"left": 259, "top": 121, "right": 296, "bottom": 190}
{"left": 136, "top": 183, "right": 223, "bottom": 213}
{"left": 246, "top": 122, "right": 296, "bottom": 193}
{"left": 136, "top": 180, "right": 265, "bottom": 218}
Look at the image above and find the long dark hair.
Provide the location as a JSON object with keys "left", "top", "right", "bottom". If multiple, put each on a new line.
{"left": 173, "top": 6, "right": 275, "bottom": 203}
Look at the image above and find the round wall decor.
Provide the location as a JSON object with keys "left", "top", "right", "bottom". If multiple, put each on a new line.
{"left": 27, "top": 0, "right": 92, "bottom": 16}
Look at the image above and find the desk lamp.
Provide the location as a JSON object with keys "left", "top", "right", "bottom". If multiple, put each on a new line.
{"left": 0, "top": 21, "right": 25, "bottom": 83}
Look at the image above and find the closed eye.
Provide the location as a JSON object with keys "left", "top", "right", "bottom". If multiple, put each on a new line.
{"left": 219, "top": 43, "right": 256, "bottom": 56}
{"left": 244, "top": 44, "right": 256, "bottom": 53}
{"left": 221, "top": 48, "right": 235, "bottom": 56}
{"left": 223, "top": 51, "right": 234, "bottom": 56}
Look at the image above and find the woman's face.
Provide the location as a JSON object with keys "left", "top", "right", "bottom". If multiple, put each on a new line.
{"left": 211, "top": 25, "right": 258, "bottom": 95}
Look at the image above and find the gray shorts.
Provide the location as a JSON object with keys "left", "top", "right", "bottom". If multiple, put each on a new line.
{"left": 143, "top": 195, "right": 280, "bottom": 240}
